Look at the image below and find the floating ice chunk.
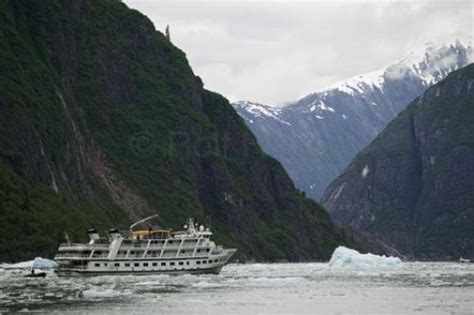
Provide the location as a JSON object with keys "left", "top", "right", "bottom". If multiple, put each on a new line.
{"left": 0, "top": 257, "right": 58, "bottom": 269}
{"left": 82, "top": 288, "right": 122, "bottom": 299}
{"left": 32, "top": 257, "right": 58, "bottom": 269}
{"left": 329, "top": 246, "right": 402, "bottom": 268}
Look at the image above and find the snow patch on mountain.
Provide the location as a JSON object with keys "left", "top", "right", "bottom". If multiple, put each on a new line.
{"left": 361, "top": 165, "right": 370, "bottom": 178}
{"left": 318, "top": 68, "right": 386, "bottom": 96}
{"left": 310, "top": 100, "right": 335, "bottom": 113}
{"left": 315, "top": 40, "right": 471, "bottom": 97}
{"left": 233, "top": 101, "right": 291, "bottom": 125}
{"left": 385, "top": 41, "right": 472, "bottom": 86}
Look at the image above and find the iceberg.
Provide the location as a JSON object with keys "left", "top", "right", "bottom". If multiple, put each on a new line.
{"left": 0, "top": 257, "right": 58, "bottom": 270}
{"left": 329, "top": 246, "right": 402, "bottom": 268}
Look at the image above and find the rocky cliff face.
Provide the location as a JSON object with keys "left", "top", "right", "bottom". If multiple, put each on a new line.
{"left": 0, "top": 0, "right": 355, "bottom": 262}
{"left": 322, "top": 64, "right": 474, "bottom": 260}
{"left": 233, "top": 42, "right": 472, "bottom": 200}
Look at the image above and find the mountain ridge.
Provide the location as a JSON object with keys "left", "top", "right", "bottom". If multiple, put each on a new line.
{"left": 322, "top": 64, "right": 474, "bottom": 260}
{"left": 233, "top": 40, "right": 472, "bottom": 200}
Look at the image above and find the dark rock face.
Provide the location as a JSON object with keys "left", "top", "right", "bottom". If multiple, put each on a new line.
{"left": 322, "top": 64, "right": 474, "bottom": 260}
{"left": 0, "top": 0, "right": 354, "bottom": 262}
{"left": 233, "top": 42, "right": 472, "bottom": 201}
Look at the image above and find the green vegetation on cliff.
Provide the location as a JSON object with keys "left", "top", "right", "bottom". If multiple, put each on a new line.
{"left": 0, "top": 0, "right": 355, "bottom": 262}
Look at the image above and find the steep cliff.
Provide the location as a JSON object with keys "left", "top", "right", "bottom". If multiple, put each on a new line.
{"left": 0, "top": 0, "right": 354, "bottom": 262}
{"left": 322, "top": 64, "right": 474, "bottom": 260}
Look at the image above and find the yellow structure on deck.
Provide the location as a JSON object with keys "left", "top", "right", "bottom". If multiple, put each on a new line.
{"left": 131, "top": 229, "right": 171, "bottom": 239}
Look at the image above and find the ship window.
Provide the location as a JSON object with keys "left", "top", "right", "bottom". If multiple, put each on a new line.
{"left": 197, "top": 261, "right": 201, "bottom": 265}
{"left": 94, "top": 263, "right": 100, "bottom": 267}
{"left": 203, "top": 261, "right": 207, "bottom": 264}
{"left": 115, "top": 263, "right": 120, "bottom": 267}
{"left": 170, "top": 262, "right": 175, "bottom": 266}
{"left": 152, "top": 262, "right": 157, "bottom": 266}
{"left": 143, "top": 263, "right": 148, "bottom": 267}
{"left": 168, "top": 241, "right": 173, "bottom": 244}
{"left": 186, "top": 261, "right": 190, "bottom": 265}
{"left": 134, "top": 263, "right": 139, "bottom": 267}
{"left": 206, "top": 248, "right": 210, "bottom": 252}
{"left": 161, "top": 262, "right": 166, "bottom": 266}
{"left": 125, "top": 263, "right": 130, "bottom": 267}
{"left": 197, "top": 249, "right": 201, "bottom": 253}
{"left": 178, "top": 262, "right": 184, "bottom": 266}
{"left": 181, "top": 250, "right": 185, "bottom": 254}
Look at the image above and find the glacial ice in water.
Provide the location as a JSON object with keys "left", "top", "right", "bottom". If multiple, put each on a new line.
{"left": 0, "top": 260, "right": 473, "bottom": 314}
{"left": 329, "top": 246, "right": 402, "bottom": 268}
{"left": 0, "top": 257, "right": 58, "bottom": 269}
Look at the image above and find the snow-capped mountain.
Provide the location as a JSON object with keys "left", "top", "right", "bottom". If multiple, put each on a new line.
{"left": 233, "top": 40, "right": 472, "bottom": 200}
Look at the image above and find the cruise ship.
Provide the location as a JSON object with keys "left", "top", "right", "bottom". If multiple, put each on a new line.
{"left": 54, "top": 216, "right": 237, "bottom": 276}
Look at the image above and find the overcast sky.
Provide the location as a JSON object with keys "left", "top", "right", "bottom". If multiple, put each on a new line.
{"left": 124, "top": 0, "right": 472, "bottom": 105}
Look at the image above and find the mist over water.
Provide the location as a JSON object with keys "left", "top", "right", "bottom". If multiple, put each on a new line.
{"left": 1, "top": 262, "right": 473, "bottom": 314}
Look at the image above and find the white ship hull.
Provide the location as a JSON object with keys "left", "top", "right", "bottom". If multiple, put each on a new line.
{"left": 55, "top": 250, "right": 236, "bottom": 276}
{"left": 54, "top": 218, "right": 237, "bottom": 276}
{"left": 56, "top": 265, "right": 223, "bottom": 276}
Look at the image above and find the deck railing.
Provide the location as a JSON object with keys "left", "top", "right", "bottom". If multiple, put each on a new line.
{"left": 59, "top": 243, "right": 110, "bottom": 248}
{"left": 55, "top": 254, "right": 91, "bottom": 258}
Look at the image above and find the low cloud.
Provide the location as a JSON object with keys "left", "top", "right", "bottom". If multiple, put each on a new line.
{"left": 124, "top": 0, "right": 472, "bottom": 105}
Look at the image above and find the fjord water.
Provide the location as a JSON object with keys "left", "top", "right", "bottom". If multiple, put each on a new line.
{"left": 1, "top": 263, "right": 473, "bottom": 314}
